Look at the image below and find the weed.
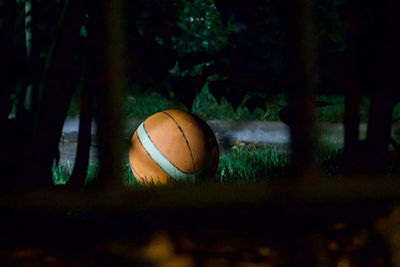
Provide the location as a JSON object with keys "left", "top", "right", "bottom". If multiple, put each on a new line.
{"left": 52, "top": 161, "right": 72, "bottom": 185}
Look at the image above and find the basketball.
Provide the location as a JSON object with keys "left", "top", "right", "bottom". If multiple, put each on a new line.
{"left": 129, "top": 110, "right": 219, "bottom": 184}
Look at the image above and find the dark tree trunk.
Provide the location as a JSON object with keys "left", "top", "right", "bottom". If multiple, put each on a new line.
{"left": 14, "top": 0, "right": 43, "bottom": 134}
{"left": 68, "top": 79, "right": 94, "bottom": 189}
{"left": 68, "top": 20, "right": 95, "bottom": 189}
{"left": 283, "top": 0, "right": 320, "bottom": 179}
{"left": 343, "top": 92, "right": 362, "bottom": 174}
{"left": 16, "top": 0, "right": 88, "bottom": 188}
{"left": 363, "top": 90, "right": 399, "bottom": 174}
{"left": 28, "top": 1, "right": 43, "bottom": 131}
{"left": 360, "top": 0, "right": 400, "bottom": 174}
{"left": 88, "top": 0, "right": 126, "bottom": 190}
{"left": 0, "top": 0, "right": 17, "bottom": 120}
{"left": 342, "top": 1, "right": 363, "bottom": 175}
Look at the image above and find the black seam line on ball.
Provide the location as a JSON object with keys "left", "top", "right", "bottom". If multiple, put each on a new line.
{"left": 130, "top": 162, "right": 141, "bottom": 181}
{"left": 162, "top": 111, "right": 196, "bottom": 173}
{"left": 142, "top": 121, "right": 189, "bottom": 174}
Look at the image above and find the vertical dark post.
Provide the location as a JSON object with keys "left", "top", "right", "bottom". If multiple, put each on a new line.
{"left": 92, "top": 0, "right": 126, "bottom": 189}
{"left": 282, "top": 2, "right": 321, "bottom": 264}
{"left": 285, "top": 0, "right": 320, "bottom": 179}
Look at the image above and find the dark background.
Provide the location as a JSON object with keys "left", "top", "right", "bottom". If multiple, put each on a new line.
{"left": 0, "top": 0, "right": 400, "bottom": 265}
{"left": 1, "top": 0, "right": 399, "bottom": 188}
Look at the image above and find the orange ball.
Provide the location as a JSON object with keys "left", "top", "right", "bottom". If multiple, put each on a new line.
{"left": 129, "top": 110, "right": 219, "bottom": 184}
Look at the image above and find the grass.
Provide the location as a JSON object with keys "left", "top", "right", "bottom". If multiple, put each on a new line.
{"left": 52, "top": 162, "right": 99, "bottom": 186}
{"left": 53, "top": 162, "right": 142, "bottom": 187}
{"left": 53, "top": 145, "right": 345, "bottom": 187}
{"left": 217, "top": 146, "right": 290, "bottom": 183}
{"left": 61, "top": 83, "right": 400, "bottom": 185}
{"left": 68, "top": 83, "right": 400, "bottom": 123}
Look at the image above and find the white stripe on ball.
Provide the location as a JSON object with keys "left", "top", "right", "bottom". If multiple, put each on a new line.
{"left": 137, "top": 122, "right": 198, "bottom": 182}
